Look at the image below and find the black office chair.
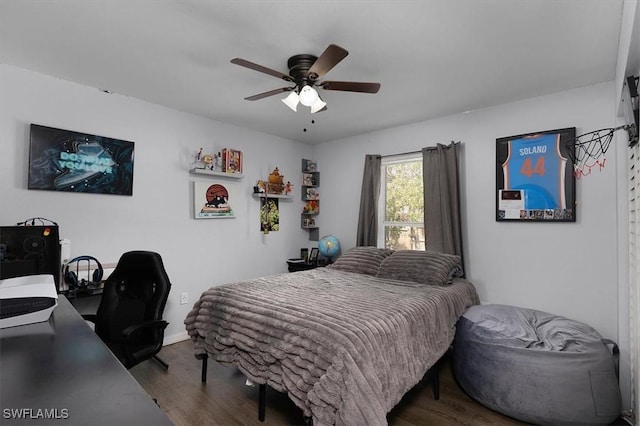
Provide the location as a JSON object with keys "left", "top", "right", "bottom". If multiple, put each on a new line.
{"left": 83, "top": 251, "right": 171, "bottom": 370}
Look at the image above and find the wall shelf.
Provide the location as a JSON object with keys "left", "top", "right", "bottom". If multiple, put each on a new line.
{"left": 301, "top": 159, "right": 319, "bottom": 241}
{"left": 189, "top": 168, "right": 244, "bottom": 179}
{"left": 252, "top": 193, "right": 293, "bottom": 199}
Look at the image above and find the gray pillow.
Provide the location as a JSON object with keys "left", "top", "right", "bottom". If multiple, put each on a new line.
{"left": 329, "top": 246, "right": 394, "bottom": 276}
{"left": 376, "top": 250, "right": 463, "bottom": 286}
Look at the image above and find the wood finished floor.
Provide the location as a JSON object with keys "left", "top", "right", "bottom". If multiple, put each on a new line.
{"left": 131, "top": 340, "right": 538, "bottom": 426}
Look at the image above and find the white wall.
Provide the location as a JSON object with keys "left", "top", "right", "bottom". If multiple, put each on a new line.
{"left": 0, "top": 64, "right": 313, "bottom": 342}
{"left": 314, "top": 82, "right": 620, "bottom": 344}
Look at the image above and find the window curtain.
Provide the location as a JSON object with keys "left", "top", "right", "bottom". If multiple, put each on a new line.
{"left": 356, "top": 154, "right": 381, "bottom": 246}
{"left": 422, "top": 142, "right": 464, "bottom": 269}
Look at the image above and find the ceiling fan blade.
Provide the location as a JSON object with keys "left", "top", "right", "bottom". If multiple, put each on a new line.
{"left": 244, "top": 87, "right": 293, "bottom": 101}
{"left": 320, "top": 81, "right": 381, "bottom": 94}
{"left": 308, "top": 44, "right": 348, "bottom": 79}
{"left": 231, "top": 58, "right": 293, "bottom": 82}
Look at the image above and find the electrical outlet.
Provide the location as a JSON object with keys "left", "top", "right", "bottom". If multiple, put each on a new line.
{"left": 180, "top": 292, "right": 188, "bottom": 305}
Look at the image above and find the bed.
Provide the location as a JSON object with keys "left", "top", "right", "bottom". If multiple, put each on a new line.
{"left": 184, "top": 247, "right": 479, "bottom": 426}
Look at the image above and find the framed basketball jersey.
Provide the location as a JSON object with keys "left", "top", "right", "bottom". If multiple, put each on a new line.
{"left": 496, "top": 127, "right": 576, "bottom": 222}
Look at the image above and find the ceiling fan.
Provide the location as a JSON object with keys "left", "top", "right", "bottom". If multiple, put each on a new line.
{"left": 231, "top": 44, "right": 381, "bottom": 113}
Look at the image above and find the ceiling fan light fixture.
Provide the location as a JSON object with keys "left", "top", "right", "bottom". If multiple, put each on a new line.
{"left": 310, "top": 97, "right": 327, "bottom": 114}
{"left": 298, "top": 85, "right": 319, "bottom": 107}
{"left": 232, "top": 45, "right": 381, "bottom": 115}
{"left": 282, "top": 91, "right": 299, "bottom": 111}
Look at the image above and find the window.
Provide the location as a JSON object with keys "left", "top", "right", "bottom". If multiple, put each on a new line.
{"left": 378, "top": 154, "right": 425, "bottom": 250}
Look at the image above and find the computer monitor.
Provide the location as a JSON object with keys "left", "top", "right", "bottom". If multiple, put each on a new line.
{"left": 0, "top": 226, "right": 61, "bottom": 291}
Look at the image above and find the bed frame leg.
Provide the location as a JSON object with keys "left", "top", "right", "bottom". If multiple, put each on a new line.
{"left": 432, "top": 361, "right": 440, "bottom": 400}
{"left": 201, "top": 355, "right": 208, "bottom": 383}
{"left": 258, "top": 384, "right": 266, "bottom": 422}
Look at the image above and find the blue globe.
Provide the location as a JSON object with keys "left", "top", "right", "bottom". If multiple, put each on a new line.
{"left": 318, "top": 235, "right": 341, "bottom": 261}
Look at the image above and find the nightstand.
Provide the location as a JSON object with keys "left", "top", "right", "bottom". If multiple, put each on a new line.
{"left": 286, "top": 260, "right": 318, "bottom": 272}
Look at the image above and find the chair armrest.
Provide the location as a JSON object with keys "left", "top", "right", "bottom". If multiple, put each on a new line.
{"left": 81, "top": 314, "right": 98, "bottom": 323}
{"left": 118, "top": 320, "right": 169, "bottom": 368}
{"left": 121, "top": 320, "right": 168, "bottom": 340}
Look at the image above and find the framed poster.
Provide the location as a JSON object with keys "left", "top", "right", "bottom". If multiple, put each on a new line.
{"left": 260, "top": 198, "right": 279, "bottom": 232}
{"left": 193, "top": 182, "right": 235, "bottom": 219}
{"left": 28, "top": 124, "right": 134, "bottom": 196}
{"left": 496, "top": 127, "right": 576, "bottom": 222}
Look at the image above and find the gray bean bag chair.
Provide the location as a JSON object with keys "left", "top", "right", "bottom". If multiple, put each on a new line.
{"left": 452, "top": 304, "right": 621, "bottom": 426}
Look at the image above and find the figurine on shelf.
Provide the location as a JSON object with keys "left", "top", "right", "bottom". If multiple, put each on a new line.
{"left": 303, "top": 200, "right": 319, "bottom": 214}
{"left": 210, "top": 153, "right": 218, "bottom": 171}
{"left": 268, "top": 167, "right": 285, "bottom": 194}
{"left": 193, "top": 148, "right": 218, "bottom": 170}
{"left": 303, "top": 173, "right": 314, "bottom": 186}
{"left": 305, "top": 187, "right": 319, "bottom": 200}
{"left": 285, "top": 181, "right": 293, "bottom": 195}
{"left": 214, "top": 152, "right": 223, "bottom": 171}
{"left": 193, "top": 147, "right": 205, "bottom": 169}
{"left": 202, "top": 154, "right": 213, "bottom": 170}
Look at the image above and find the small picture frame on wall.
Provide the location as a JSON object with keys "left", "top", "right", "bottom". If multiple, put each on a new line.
{"left": 496, "top": 127, "right": 576, "bottom": 222}
{"left": 193, "top": 181, "right": 235, "bottom": 219}
{"left": 308, "top": 248, "right": 319, "bottom": 264}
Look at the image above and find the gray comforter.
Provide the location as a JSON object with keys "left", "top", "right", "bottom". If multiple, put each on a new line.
{"left": 184, "top": 268, "right": 479, "bottom": 426}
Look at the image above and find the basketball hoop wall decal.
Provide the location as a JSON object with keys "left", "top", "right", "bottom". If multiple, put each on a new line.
{"left": 567, "top": 125, "right": 632, "bottom": 179}
{"left": 568, "top": 75, "right": 639, "bottom": 178}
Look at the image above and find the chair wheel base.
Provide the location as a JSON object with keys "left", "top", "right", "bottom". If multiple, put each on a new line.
{"left": 153, "top": 355, "right": 169, "bottom": 370}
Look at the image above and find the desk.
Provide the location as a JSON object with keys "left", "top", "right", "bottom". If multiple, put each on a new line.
{"left": 0, "top": 296, "right": 172, "bottom": 425}
{"left": 64, "top": 289, "right": 103, "bottom": 316}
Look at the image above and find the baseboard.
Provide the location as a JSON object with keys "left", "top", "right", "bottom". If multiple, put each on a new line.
{"left": 163, "top": 331, "right": 189, "bottom": 346}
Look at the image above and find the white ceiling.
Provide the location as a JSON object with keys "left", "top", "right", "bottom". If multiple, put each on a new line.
{"left": 0, "top": 0, "right": 626, "bottom": 144}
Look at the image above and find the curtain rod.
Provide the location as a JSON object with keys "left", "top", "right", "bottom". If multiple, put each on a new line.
{"left": 381, "top": 141, "right": 460, "bottom": 158}
{"left": 380, "top": 150, "right": 420, "bottom": 158}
